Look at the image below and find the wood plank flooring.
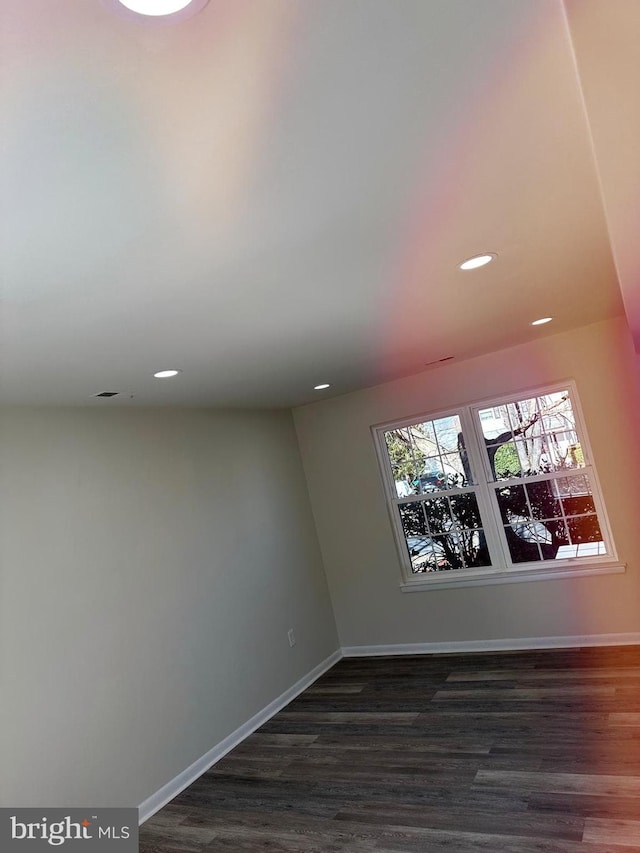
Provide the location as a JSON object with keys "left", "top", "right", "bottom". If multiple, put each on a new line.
{"left": 140, "top": 645, "right": 640, "bottom": 852}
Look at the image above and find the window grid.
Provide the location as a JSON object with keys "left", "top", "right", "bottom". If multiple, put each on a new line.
{"left": 374, "top": 382, "right": 616, "bottom": 585}
{"left": 391, "top": 484, "right": 479, "bottom": 506}
{"left": 399, "top": 493, "right": 490, "bottom": 573}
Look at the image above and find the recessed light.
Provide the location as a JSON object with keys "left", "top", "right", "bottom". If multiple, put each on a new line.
{"left": 110, "top": 0, "right": 209, "bottom": 19}
{"left": 459, "top": 253, "right": 496, "bottom": 270}
{"left": 531, "top": 317, "right": 553, "bottom": 326}
{"left": 153, "top": 369, "right": 181, "bottom": 378}
{"left": 314, "top": 384, "right": 330, "bottom": 390}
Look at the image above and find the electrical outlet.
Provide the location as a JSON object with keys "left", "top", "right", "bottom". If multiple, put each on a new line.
{"left": 287, "top": 629, "right": 296, "bottom": 647}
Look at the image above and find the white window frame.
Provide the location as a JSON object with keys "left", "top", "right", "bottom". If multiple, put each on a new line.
{"left": 372, "top": 380, "right": 624, "bottom": 592}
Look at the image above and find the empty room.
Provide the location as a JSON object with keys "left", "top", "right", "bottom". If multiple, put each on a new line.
{"left": 2, "top": 1, "right": 640, "bottom": 852}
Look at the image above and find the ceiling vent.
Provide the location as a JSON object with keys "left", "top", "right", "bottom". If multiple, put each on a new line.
{"left": 93, "top": 391, "right": 119, "bottom": 398}
{"left": 424, "top": 356, "right": 454, "bottom": 367}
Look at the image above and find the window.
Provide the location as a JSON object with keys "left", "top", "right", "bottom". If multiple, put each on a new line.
{"left": 373, "top": 382, "right": 621, "bottom": 590}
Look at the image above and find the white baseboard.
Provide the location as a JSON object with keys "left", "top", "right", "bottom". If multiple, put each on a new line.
{"left": 138, "top": 649, "right": 342, "bottom": 824}
{"left": 341, "top": 632, "right": 640, "bottom": 657}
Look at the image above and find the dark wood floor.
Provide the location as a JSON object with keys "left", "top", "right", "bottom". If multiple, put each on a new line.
{"left": 140, "top": 645, "right": 640, "bottom": 852}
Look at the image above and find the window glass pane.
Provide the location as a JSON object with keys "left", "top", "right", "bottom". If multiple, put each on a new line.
{"left": 412, "top": 420, "right": 436, "bottom": 445}
{"left": 434, "top": 533, "right": 458, "bottom": 570}
{"left": 539, "top": 435, "right": 578, "bottom": 472}
{"left": 385, "top": 426, "right": 410, "bottom": 452}
{"left": 525, "top": 480, "right": 561, "bottom": 519}
{"left": 405, "top": 536, "right": 437, "bottom": 573}
{"left": 449, "top": 493, "right": 482, "bottom": 529}
{"left": 465, "top": 531, "right": 492, "bottom": 568}
{"left": 567, "top": 515, "right": 602, "bottom": 545}
{"left": 385, "top": 428, "right": 425, "bottom": 487}
{"left": 506, "top": 397, "right": 539, "bottom": 434}
{"left": 491, "top": 440, "right": 522, "bottom": 479}
{"left": 422, "top": 496, "right": 453, "bottom": 534}
{"left": 428, "top": 531, "right": 491, "bottom": 569}
{"left": 553, "top": 474, "right": 591, "bottom": 497}
{"left": 439, "top": 452, "right": 468, "bottom": 488}
{"left": 514, "top": 439, "right": 541, "bottom": 475}
{"left": 507, "top": 517, "right": 553, "bottom": 546}
{"left": 505, "top": 526, "right": 542, "bottom": 563}
{"left": 414, "top": 538, "right": 445, "bottom": 572}
{"left": 392, "top": 464, "right": 417, "bottom": 498}
{"left": 513, "top": 438, "right": 563, "bottom": 476}
{"left": 537, "top": 392, "right": 575, "bottom": 432}
{"left": 567, "top": 443, "right": 585, "bottom": 468}
{"left": 399, "top": 502, "right": 427, "bottom": 537}
{"left": 404, "top": 421, "right": 437, "bottom": 454}
{"left": 433, "top": 415, "right": 462, "bottom": 453}
{"left": 415, "top": 457, "right": 445, "bottom": 494}
{"left": 542, "top": 518, "right": 570, "bottom": 549}
{"left": 557, "top": 542, "right": 607, "bottom": 559}
{"left": 478, "top": 405, "right": 511, "bottom": 440}
{"left": 562, "top": 493, "right": 596, "bottom": 516}
{"left": 495, "top": 484, "right": 527, "bottom": 524}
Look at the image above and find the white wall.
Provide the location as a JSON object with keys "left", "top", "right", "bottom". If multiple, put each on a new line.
{"left": 0, "top": 407, "right": 338, "bottom": 808}
{"left": 294, "top": 317, "right": 640, "bottom": 648}
{"left": 565, "top": 0, "right": 640, "bottom": 356}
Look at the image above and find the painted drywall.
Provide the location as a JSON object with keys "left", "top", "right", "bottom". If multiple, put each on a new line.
{"left": 293, "top": 317, "right": 640, "bottom": 648}
{"left": 0, "top": 408, "right": 338, "bottom": 808}
{"left": 565, "top": 0, "right": 640, "bottom": 355}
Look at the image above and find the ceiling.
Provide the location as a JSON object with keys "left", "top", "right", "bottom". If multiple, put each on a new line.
{"left": 0, "top": 0, "right": 637, "bottom": 408}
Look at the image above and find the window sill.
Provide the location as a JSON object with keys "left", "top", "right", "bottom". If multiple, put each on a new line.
{"left": 399, "top": 561, "right": 626, "bottom": 592}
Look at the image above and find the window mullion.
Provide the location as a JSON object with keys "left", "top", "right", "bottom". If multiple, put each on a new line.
{"left": 459, "top": 407, "right": 506, "bottom": 570}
